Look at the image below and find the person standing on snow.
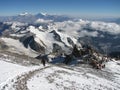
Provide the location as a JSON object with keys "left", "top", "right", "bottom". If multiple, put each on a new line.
{"left": 41, "top": 54, "right": 49, "bottom": 67}
{"left": 41, "top": 58, "right": 46, "bottom": 67}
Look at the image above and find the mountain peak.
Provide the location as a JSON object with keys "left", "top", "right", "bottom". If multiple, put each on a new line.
{"left": 41, "top": 12, "right": 47, "bottom": 16}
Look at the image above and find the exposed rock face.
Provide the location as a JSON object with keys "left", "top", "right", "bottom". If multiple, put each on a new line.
{"left": 52, "top": 43, "right": 62, "bottom": 53}
{"left": 50, "top": 30, "right": 62, "bottom": 42}
{"left": 62, "top": 44, "right": 107, "bottom": 69}
{"left": 20, "top": 35, "right": 45, "bottom": 53}
{"left": 67, "top": 37, "right": 74, "bottom": 46}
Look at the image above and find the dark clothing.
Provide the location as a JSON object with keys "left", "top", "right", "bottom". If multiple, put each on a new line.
{"left": 41, "top": 54, "right": 49, "bottom": 66}
{"left": 63, "top": 54, "right": 73, "bottom": 64}
{"left": 41, "top": 59, "right": 46, "bottom": 66}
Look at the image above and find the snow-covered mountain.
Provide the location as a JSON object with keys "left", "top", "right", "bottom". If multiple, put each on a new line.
{"left": 0, "top": 18, "right": 120, "bottom": 58}
{"left": 0, "top": 13, "right": 72, "bottom": 23}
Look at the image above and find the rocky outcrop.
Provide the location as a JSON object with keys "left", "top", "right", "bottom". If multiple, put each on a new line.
{"left": 52, "top": 43, "right": 62, "bottom": 53}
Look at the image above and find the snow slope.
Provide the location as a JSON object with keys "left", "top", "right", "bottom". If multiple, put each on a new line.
{"left": 27, "top": 63, "right": 120, "bottom": 90}
{"left": 0, "top": 53, "right": 120, "bottom": 90}
{"left": 0, "top": 61, "right": 41, "bottom": 90}
{"left": 1, "top": 37, "right": 39, "bottom": 57}
{"left": 0, "top": 60, "right": 26, "bottom": 84}
{"left": 0, "top": 54, "right": 46, "bottom": 90}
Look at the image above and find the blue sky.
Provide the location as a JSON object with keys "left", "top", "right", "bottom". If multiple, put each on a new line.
{"left": 0, "top": 0, "right": 120, "bottom": 17}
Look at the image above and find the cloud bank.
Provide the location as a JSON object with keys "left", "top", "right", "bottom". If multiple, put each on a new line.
{"left": 48, "top": 19, "right": 120, "bottom": 38}
{"left": 35, "top": 19, "right": 53, "bottom": 24}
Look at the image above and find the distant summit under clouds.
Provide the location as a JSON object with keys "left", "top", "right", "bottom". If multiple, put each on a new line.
{"left": 0, "top": 12, "right": 72, "bottom": 23}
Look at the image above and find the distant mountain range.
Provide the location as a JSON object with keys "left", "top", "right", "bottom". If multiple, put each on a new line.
{"left": 0, "top": 13, "right": 120, "bottom": 58}
{"left": 0, "top": 12, "right": 72, "bottom": 23}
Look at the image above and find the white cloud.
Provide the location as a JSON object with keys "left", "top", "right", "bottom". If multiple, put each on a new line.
{"left": 50, "top": 19, "right": 120, "bottom": 37}
{"left": 79, "top": 30, "right": 98, "bottom": 37}
{"left": 89, "top": 21, "right": 120, "bottom": 35}
{"left": 35, "top": 18, "right": 53, "bottom": 24}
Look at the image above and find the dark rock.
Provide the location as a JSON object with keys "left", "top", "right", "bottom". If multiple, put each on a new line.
{"left": 20, "top": 35, "right": 45, "bottom": 53}
{"left": 52, "top": 43, "right": 62, "bottom": 53}
{"left": 67, "top": 37, "right": 74, "bottom": 46}
{"left": 50, "top": 30, "right": 62, "bottom": 42}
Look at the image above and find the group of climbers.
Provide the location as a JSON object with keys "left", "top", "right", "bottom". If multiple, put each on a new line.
{"left": 63, "top": 44, "right": 107, "bottom": 69}
{"left": 37, "top": 44, "right": 108, "bottom": 69}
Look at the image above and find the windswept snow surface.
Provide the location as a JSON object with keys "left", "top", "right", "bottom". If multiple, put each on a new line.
{"left": 0, "top": 53, "right": 120, "bottom": 90}
{"left": 0, "top": 60, "right": 38, "bottom": 84}
{"left": 27, "top": 61, "right": 120, "bottom": 90}
{"left": 0, "top": 59, "right": 41, "bottom": 90}
{"left": 0, "top": 52, "right": 50, "bottom": 90}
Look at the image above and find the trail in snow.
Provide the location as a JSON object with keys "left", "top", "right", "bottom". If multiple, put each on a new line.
{"left": 27, "top": 64, "right": 120, "bottom": 90}
{"left": 0, "top": 54, "right": 43, "bottom": 90}
{"left": 0, "top": 65, "right": 51, "bottom": 90}
{"left": 0, "top": 52, "right": 120, "bottom": 90}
